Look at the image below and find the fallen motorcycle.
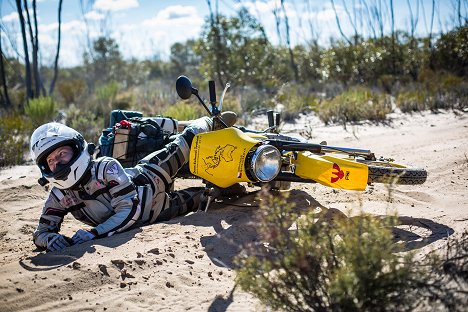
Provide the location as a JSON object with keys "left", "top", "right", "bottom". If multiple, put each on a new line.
{"left": 174, "top": 75, "right": 427, "bottom": 200}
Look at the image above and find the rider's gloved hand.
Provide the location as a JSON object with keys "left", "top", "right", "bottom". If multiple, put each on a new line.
{"left": 46, "top": 233, "right": 71, "bottom": 252}
{"left": 71, "top": 229, "right": 95, "bottom": 245}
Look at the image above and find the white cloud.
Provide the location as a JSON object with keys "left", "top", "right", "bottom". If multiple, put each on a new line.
{"left": 38, "top": 20, "right": 86, "bottom": 35}
{"left": 39, "top": 22, "right": 59, "bottom": 32}
{"left": 143, "top": 5, "right": 200, "bottom": 26}
{"left": 307, "top": 6, "right": 343, "bottom": 22}
{"left": 85, "top": 11, "right": 105, "bottom": 21}
{"left": 2, "top": 12, "right": 19, "bottom": 23}
{"left": 116, "top": 5, "right": 204, "bottom": 60}
{"left": 61, "top": 20, "right": 86, "bottom": 34}
{"left": 93, "top": 0, "right": 139, "bottom": 12}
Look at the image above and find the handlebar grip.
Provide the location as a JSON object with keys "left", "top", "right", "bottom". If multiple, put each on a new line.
{"left": 267, "top": 110, "right": 274, "bottom": 127}
{"left": 209, "top": 80, "right": 216, "bottom": 104}
{"left": 275, "top": 112, "right": 281, "bottom": 126}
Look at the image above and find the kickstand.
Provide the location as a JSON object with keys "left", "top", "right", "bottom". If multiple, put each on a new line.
{"left": 199, "top": 187, "right": 220, "bottom": 212}
{"left": 203, "top": 195, "right": 214, "bottom": 212}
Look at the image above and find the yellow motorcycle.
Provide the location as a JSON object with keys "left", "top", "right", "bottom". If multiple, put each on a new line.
{"left": 175, "top": 76, "right": 427, "bottom": 204}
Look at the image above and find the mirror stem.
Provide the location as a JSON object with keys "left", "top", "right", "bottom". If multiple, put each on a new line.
{"left": 194, "top": 93, "right": 213, "bottom": 116}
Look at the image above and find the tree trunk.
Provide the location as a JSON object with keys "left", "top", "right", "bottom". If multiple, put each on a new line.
{"left": 280, "top": 0, "right": 299, "bottom": 81}
{"left": 206, "top": 0, "right": 224, "bottom": 88}
{"left": 49, "top": 0, "right": 63, "bottom": 96}
{"left": 428, "top": 0, "right": 435, "bottom": 70}
{"left": 15, "top": 0, "right": 33, "bottom": 100}
{"left": 390, "top": 0, "right": 396, "bottom": 75}
{"left": 331, "top": 0, "right": 352, "bottom": 45}
{"left": 24, "top": 0, "right": 40, "bottom": 97}
{"left": 0, "top": 33, "right": 12, "bottom": 108}
{"left": 272, "top": 4, "right": 282, "bottom": 45}
{"left": 32, "top": 0, "right": 46, "bottom": 96}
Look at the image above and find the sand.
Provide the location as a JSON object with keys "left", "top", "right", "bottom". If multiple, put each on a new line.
{"left": 0, "top": 110, "right": 467, "bottom": 311}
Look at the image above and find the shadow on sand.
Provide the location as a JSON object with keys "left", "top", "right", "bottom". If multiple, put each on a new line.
{"left": 173, "top": 189, "right": 454, "bottom": 312}
{"left": 19, "top": 228, "right": 141, "bottom": 271}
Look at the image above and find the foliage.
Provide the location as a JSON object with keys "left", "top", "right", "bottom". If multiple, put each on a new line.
{"left": 396, "top": 89, "right": 428, "bottom": 112}
{"left": 431, "top": 23, "right": 468, "bottom": 77}
{"left": 83, "top": 37, "right": 124, "bottom": 90}
{"left": 396, "top": 71, "right": 468, "bottom": 112}
{"left": 170, "top": 40, "right": 201, "bottom": 79}
{"left": 318, "top": 87, "right": 392, "bottom": 125}
{"left": 235, "top": 190, "right": 467, "bottom": 312}
{"left": 65, "top": 104, "right": 103, "bottom": 144}
{"left": 162, "top": 101, "right": 203, "bottom": 121}
{"left": 57, "top": 79, "right": 86, "bottom": 105}
{"left": 0, "top": 113, "right": 32, "bottom": 167}
{"left": 196, "top": 8, "right": 273, "bottom": 88}
{"left": 2, "top": 17, "right": 468, "bottom": 133}
{"left": 273, "top": 83, "right": 320, "bottom": 122}
{"left": 24, "top": 96, "right": 57, "bottom": 127}
{"left": 90, "top": 81, "right": 120, "bottom": 122}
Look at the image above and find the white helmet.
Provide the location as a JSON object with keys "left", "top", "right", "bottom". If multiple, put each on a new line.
{"left": 30, "top": 122, "right": 92, "bottom": 189}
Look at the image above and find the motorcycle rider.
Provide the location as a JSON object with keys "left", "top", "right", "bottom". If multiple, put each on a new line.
{"left": 30, "top": 114, "right": 235, "bottom": 252}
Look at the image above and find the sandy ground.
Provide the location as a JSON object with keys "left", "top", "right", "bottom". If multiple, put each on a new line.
{"left": 0, "top": 110, "right": 467, "bottom": 311}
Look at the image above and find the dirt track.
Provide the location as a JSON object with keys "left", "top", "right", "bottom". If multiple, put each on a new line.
{"left": 0, "top": 110, "right": 467, "bottom": 311}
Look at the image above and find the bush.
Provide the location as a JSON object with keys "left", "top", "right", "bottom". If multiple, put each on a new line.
{"left": 92, "top": 81, "right": 120, "bottom": 118}
{"left": 318, "top": 87, "right": 392, "bottom": 125}
{"left": 235, "top": 190, "right": 467, "bottom": 311}
{"left": 65, "top": 104, "right": 104, "bottom": 144}
{"left": 396, "top": 89, "right": 428, "bottom": 112}
{"left": 431, "top": 24, "right": 468, "bottom": 77}
{"left": 395, "top": 71, "right": 468, "bottom": 112}
{"left": 57, "top": 79, "right": 86, "bottom": 105}
{"left": 24, "top": 96, "right": 57, "bottom": 127}
{"left": 162, "top": 101, "right": 203, "bottom": 121}
{"left": 0, "top": 113, "right": 32, "bottom": 167}
{"left": 273, "top": 83, "right": 319, "bottom": 122}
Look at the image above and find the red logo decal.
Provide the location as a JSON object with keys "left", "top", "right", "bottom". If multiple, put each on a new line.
{"left": 331, "top": 163, "right": 344, "bottom": 183}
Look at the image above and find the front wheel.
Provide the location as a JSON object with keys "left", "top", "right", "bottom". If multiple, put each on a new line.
{"left": 363, "top": 161, "right": 427, "bottom": 185}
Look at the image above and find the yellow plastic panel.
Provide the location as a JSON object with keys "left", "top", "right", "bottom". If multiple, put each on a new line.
{"left": 294, "top": 153, "right": 368, "bottom": 191}
{"left": 190, "top": 128, "right": 259, "bottom": 188}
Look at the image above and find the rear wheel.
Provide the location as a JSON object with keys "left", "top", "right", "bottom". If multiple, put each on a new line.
{"left": 363, "top": 161, "right": 427, "bottom": 185}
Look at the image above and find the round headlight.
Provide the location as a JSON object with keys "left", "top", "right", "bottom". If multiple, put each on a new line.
{"left": 249, "top": 145, "right": 282, "bottom": 182}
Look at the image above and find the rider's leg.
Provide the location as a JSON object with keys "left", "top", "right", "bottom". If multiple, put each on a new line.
{"left": 177, "top": 111, "right": 237, "bottom": 132}
{"left": 136, "top": 116, "right": 212, "bottom": 222}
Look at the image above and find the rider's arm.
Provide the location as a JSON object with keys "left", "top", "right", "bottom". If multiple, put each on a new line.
{"left": 91, "top": 158, "right": 141, "bottom": 237}
{"left": 33, "top": 190, "right": 68, "bottom": 249}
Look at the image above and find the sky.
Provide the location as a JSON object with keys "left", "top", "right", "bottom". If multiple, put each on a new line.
{"left": 0, "top": 0, "right": 462, "bottom": 68}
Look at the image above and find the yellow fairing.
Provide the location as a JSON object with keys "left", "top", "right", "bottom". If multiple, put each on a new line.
{"left": 190, "top": 128, "right": 259, "bottom": 188}
{"left": 294, "top": 153, "right": 369, "bottom": 191}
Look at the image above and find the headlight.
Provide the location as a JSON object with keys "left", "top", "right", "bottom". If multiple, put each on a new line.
{"left": 248, "top": 145, "right": 282, "bottom": 182}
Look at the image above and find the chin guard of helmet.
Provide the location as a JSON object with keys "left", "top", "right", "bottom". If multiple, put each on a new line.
{"left": 87, "top": 143, "right": 96, "bottom": 155}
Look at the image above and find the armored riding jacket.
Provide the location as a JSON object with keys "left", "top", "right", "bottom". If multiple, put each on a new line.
{"left": 33, "top": 132, "right": 200, "bottom": 249}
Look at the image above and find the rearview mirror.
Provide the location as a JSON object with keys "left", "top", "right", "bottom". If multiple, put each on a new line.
{"left": 176, "top": 75, "right": 194, "bottom": 100}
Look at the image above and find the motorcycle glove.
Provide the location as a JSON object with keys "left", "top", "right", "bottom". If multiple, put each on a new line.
{"left": 71, "top": 229, "right": 95, "bottom": 245}
{"left": 47, "top": 234, "right": 71, "bottom": 252}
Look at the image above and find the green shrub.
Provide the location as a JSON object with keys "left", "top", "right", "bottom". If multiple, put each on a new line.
{"left": 396, "top": 71, "right": 468, "bottom": 112}
{"left": 235, "top": 190, "right": 467, "bottom": 312}
{"left": 65, "top": 104, "right": 103, "bottom": 144}
{"left": 396, "top": 89, "right": 428, "bottom": 112}
{"left": 0, "top": 113, "right": 32, "bottom": 167}
{"left": 274, "top": 83, "right": 320, "bottom": 122}
{"left": 431, "top": 24, "right": 468, "bottom": 76}
{"left": 318, "top": 87, "right": 391, "bottom": 125}
{"left": 162, "top": 101, "right": 203, "bottom": 121}
{"left": 92, "top": 81, "right": 120, "bottom": 118}
{"left": 24, "top": 96, "right": 57, "bottom": 127}
{"left": 57, "top": 79, "right": 86, "bottom": 105}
